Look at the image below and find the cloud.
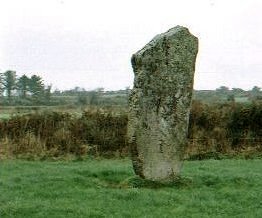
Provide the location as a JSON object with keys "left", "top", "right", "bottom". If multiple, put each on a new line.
{"left": 0, "top": 0, "right": 261, "bottom": 90}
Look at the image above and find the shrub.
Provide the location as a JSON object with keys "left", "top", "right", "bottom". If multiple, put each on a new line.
{"left": 0, "top": 101, "right": 261, "bottom": 159}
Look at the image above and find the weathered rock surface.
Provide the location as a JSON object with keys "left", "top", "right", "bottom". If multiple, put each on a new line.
{"left": 128, "top": 26, "right": 198, "bottom": 182}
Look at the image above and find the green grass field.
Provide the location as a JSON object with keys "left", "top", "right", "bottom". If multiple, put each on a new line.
{"left": 1, "top": 158, "right": 262, "bottom": 218}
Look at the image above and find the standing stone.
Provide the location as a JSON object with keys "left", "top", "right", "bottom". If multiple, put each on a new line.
{"left": 128, "top": 26, "right": 198, "bottom": 182}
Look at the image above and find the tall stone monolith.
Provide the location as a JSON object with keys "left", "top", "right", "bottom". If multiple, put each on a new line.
{"left": 128, "top": 26, "right": 198, "bottom": 182}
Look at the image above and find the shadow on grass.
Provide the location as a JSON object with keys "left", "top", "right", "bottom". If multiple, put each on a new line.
{"left": 75, "top": 166, "right": 257, "bottom": 189}
{"left": 119, "top": 176, "right": 193, "bottom": 189}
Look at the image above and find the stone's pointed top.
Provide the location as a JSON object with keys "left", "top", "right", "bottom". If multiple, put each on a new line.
{"left": 133, "top": 25, "right": 198, "bottom": 58}
{"left": 152, "top": 26, "right": 190, "bottom": 41}
{"left": 164, "top": 25, "right": 189, "bottom": 34}
{"left": 163, "top": 26, "right": 195, "bottom": 38}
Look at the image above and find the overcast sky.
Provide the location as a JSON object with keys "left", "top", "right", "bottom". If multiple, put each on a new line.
{"left": 0, "top": 0, "right": 261, "bottom": 90}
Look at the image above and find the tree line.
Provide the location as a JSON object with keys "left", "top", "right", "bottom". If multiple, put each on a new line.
{"left": 0, "top": 70, "right": 51, "bottom": 104}
{"left": 1, "top": 70, "right": 261, "bottom": 106}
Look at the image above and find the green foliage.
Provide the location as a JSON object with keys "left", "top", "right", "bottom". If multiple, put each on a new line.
{"left": 28, "top": 75, "right": 45, "bottom": 101}
{"left": 3, "top": 70, "right": 16, "bottom": 101}
{"left": 0, "top": 72, "right": 4, "bottom": 97}
{"left": 0, "top": 72, "right": 51, "bottom": 105}
{"left": 17, "top": 74, "right": 30, "bottom": 98}
{"left": 77, "top": 93, "right": 88, "bottom": 106}
{"left": 0, "top": 159, "right": 262, "bottom": 217}
{"left": 88, "top": 91, "right": 99, "bottom": 105}
{"left": 44, "top": 85, "right": 52, "bottom": 104}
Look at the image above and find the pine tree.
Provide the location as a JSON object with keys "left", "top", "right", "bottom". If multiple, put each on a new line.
{"left": 0, "top": 72, "right": 4, "bottom": 97}
{"left": 17, "top": 74, "right": 30, "bottom": 98}
{"left": 3, "top": 70, "right": 16, "bottom": 101}
{"left": 28, "top": 75, "right": 45, "bottom": 100}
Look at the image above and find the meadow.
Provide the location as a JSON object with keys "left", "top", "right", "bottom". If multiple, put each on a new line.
{"left": 1, "top": 158, "right": 262, "bottom": 218}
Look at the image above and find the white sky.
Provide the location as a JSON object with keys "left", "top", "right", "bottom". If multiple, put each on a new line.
{"left": 0, "top": 0, "right": 261, "bottom": 90}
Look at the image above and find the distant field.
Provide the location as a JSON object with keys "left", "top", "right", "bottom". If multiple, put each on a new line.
{"left": 0, "top": 107, "right": 42, "bottom": 120}
{"left": 0, "top": 105, "right": 82, "bottom": 119}
{"left": 235, "top": 97, "right": 250, "bottom": 103}
{"left": 1, "top": 158, "right": 261, "bottom": 218}
{"left": 0, "top": 114, "right": 10, "bottom": 120}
